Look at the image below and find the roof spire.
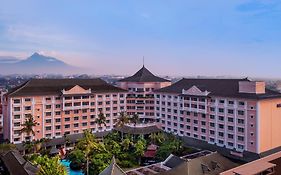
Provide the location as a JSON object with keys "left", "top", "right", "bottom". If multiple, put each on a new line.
{"left": 142, "top": 56, "right": 145, "bottom": 67}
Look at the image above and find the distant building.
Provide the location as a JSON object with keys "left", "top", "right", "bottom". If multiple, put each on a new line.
{"left": 117, "top": 66, "right": 171, "bottom": 122}
{"left": 2, "top": 78, "right": 127, "bottom": 143}
{"left": 154, "top": 78, "right": 281, "bottom": 155}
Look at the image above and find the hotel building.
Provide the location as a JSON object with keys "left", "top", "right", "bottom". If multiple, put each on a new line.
{"left": 154, "top": 78, "right": 281, "bottom": 154}
{"left": 117, "top": 66, "right": 171, "bottom": 122}
{"left": 2, "top": 79, "right": 127, "bottom": 143}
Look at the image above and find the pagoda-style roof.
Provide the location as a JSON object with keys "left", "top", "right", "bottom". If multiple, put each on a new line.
{"left": 119, "top": 66, "right": 170, "bottom": 83}
{"left": 0, "top": 150, "right": 39, "bottom": 175}
{"left": 99, "top": 157, "right": 126, "bottom": 175}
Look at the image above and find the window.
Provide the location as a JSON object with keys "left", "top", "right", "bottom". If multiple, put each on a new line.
{"left": 55, "top": 125, "right": 61, "bottom": 130}
{"left": 14, "top": 115, "right": 20, "bottom": 119}
{"left": 65, "top": 111, "right": 70, "bottom": 115}
{"left": 45, "top": 105, "right": 51, "bottom": 109}
{"left": 82, "top": 116, "right": 87, "bottom": 120}
{"left": 65, "top": 103, "right": 72, "bottom": 107}
{"left": 219, "top": 100, "right": 225, "bottom": 104}
{"left": 55, "top": 118, "right": 61, "bottom": 122}
{"left": 210, "top": 123, "right": 215, "bottom": 127}
{"left": 82, "top": 122, "right": 87, "bottom": 126}
{"left": 25, "top": 98, "right": 31, "bottom": 102}
{"left": 218, "top": 132, "right": 224, "bottom": 137}
{"left": 238, "top": 110, "right": 244, "bottom": 115}
{"left": 14, "top": 122, "right": 20, "bottom": 127}
{"left": 228, "top": 101, "right": 234, "bottom": 105}
{"left": 238, "top": 119, "right": 244, "bottom": 124}
{"left": 218, "top": 124, "right": 224, "bottom": 129}
{"left": 65, "top": 118, "right": 70, "bottom": 122}
{"left": 219, "top": 116, "right": 224, "bottom": 121}
{"left": 65, "top": 124, "right": 70, "bottom": 129}
{"left": 45, "top": 119, "right": 51, "bottom": 123}
{"left": 74, "top": 102, "right": 81, "bottom": 106}
{"left": 228, "top": 142, "right": 234, "bottom": 147}
{"left": 13, "top": 99, "right": 20, "bottom": 104}
{"left": 45, "top": 126, "right": 51, "bottom": 130}
{"left": 45, "top": 112, "right": 51, "bottom": 116}
{"left": 238, "top": 136, "right": 244, "bottom": 141}
{"left": 238, "top": 101, "right": 245, "bottom": 106}
{"left": 238, "top": 127, "right": 244, "bottom": 133}
{"left": 25, "top": 106, "right": 31, "bottom": 110}
{"left": 210, "top": 115, "right": 215, "bottom": 120}
{"left": 74, "top": 116, "right": 79, "bottom": 121}
{"left": 218, "top": 108, "right": 224, "bottom": 113}
{"left": 74, "top": 123, "right": 79, "bottom": 128}
{"left": 14, "top": 107, "right": 20, "bottom": 111}
{"left": 228, "top": 109, "right": 234, "bottom": 114}
{"left": 228, "top": 117, "right": 234, "bottom": 122}
{"left": 228, "top": 126, "right": 234, "bottom": 131}
{"left": 228, "top": 134, "right": 234, "bottom": 139}
{"left": 238, "top": 144, "right": 244, "bottom": 150}
{"left": 45, "top": 97, "right": 51, "bottom": 101}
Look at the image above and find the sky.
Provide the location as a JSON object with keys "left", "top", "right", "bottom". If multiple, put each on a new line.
{"left": 0, "top": 0, "right": 281, "bottom": 78}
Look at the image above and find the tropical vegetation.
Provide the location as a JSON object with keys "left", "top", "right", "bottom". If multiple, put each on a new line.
{"left": 31, "top": 155, "right": 67, "bottom": 175}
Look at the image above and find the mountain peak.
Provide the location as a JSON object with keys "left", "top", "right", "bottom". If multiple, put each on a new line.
{"left": 32, "top": 52, "right": 40, "bottom": 56}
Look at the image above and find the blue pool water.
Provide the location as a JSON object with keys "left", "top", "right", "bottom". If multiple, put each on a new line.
{"left": 60, "top": 159, "right": 84, "bottom": 175}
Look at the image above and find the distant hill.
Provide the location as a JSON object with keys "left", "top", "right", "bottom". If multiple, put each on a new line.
{"left": 0, "top": 53, "right": 82, "bottom": 74}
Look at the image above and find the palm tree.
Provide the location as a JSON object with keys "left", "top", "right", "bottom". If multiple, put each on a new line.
{"left": 77, "top": 130, "right": 99, "bottom": 175}
{"left": 115, "top": 111, "right": 130, "bottom": 140}
{"left": 149, "top": 132, "right": 165, "bottom": 145}
{"left": 149, "top": 133, "right": 158, "bottom": 144}
{"left": 130, "top": 114, "right": 139, "bottom": 126}
{"left": 96, "top": 110, "right": 107, "bottom": 131}
{"left": 20, "top": 114, "right": 38, "bottom": 141}
{"left": 115, "top": 111, "right": 130, "bottom": 127}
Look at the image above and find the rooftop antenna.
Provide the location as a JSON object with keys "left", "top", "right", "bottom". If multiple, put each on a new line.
{"left": 143, "top": 56, "right": 145, "bottom": 67}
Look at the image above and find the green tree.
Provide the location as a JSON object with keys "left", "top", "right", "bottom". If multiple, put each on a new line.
{"left": 77, "top": 130, "right": 99, "bottom": 175}
{"left": 32, "top": 155, "right": 67, "bottom": 175}
{"left": 90, "top": 152, "right": 112, "bottom": 175}
{"left": 96, "top": 110, "right": 107, "bottom": 130}
{"left": 121, "top": 138, "right": 132, "bottom": 151}
{"left": 134, "top": 138, "right": 146, "bottom": 165}
{"left": 20, "top": 114, "right": 38, "bottom": 141}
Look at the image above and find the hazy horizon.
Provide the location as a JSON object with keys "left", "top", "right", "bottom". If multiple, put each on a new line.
{"left": 0, "top": 1, "right": 281, "bottom": 78}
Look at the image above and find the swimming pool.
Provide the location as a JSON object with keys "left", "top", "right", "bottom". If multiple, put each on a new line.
{"left": 60, "top": 159, "right": 84, "bottom": 175}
